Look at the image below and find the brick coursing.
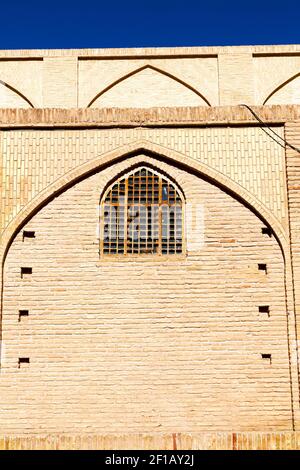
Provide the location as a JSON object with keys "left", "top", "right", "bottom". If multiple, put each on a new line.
{"left": 0, "top": 156, "right": 293, "bottom": 434}
{"left": 1, "top": 43, "right": 300, "bottom": 447}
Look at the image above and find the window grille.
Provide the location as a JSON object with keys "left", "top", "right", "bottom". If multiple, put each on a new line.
{"left": 100, "top": 166, "right": 184, "bottom": 256}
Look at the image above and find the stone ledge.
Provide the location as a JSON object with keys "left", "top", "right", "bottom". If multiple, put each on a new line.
{"left": 0, "top": 105, "right": 300, "bottom": 128}
{"left": 0, "top": 432, "right": 299, "bottom": 450}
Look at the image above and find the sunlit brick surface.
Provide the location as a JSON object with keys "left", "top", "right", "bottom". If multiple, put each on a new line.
{"left": 1, "top": 156, "right": 292, "bottom": 434}
{"left": 1, "top": 45, "right": 300, "bottom": 447}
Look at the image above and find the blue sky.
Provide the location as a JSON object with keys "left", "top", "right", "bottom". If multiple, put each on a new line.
{"left": 0, "top": 0, "right": 299, "bottom": 49}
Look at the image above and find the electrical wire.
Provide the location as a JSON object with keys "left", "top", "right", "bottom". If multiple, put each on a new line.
{"left": 239, "top": 104, "right": 300, "bottom": 154}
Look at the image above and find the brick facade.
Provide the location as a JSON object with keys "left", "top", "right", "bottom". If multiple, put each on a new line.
{"left": 1, "top": 45, "right": 300, "bottom": 449}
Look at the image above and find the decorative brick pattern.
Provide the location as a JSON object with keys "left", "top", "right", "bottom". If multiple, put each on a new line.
{"left": 0, "top": 125, "right": 286, "bottom": 234}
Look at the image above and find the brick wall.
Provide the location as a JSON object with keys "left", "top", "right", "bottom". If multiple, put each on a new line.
{"left": 2, "top": 45, "right": 300, "bottom": 107}
{"left": 0, "top": 125, "right": 286, "bottom": 234}
{"left": 0, "top": 154, "right": 293, "bottom": 434}
{"left": 285, "top": 122, "right": 300, "bottom": 360}
{"left": 1, "top": 432, "right": 300, "bottom": 450}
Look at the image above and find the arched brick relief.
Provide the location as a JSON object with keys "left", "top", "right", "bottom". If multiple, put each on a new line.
{"left": 0, "top": 80, "right": 34, "bottom": 108}
{"left": 1, "top": 140, "right": 299, "bottom": 431}
{"left": 263, "top": 73, "right": 300, "bottom": 105}
{"left": 1, "top": 139, "right": 299, "bottom": 422}
{"left": 0, "top": 140, "right": 288, "bottom": 265}
{"left": 87, "top": 65, "right": 211, "bottom": 108}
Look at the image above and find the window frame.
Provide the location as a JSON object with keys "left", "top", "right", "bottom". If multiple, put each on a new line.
{"left": 99, "top": 165, "right": 186, "bottom": 258}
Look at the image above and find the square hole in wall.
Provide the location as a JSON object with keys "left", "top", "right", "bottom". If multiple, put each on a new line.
{"left": 18, "top": 310, "right": 29, "bottom": 321}
{"left": 259, "top": 305, "right": 270, "bottom": 316}
{"left": 261, "top": 353, "right": 272, "bottom": 364}
{"left": 22, "top": 230, "right": 35, "bottom": 241}
{"left": 261, "top": 227, "right": 272, "bottom": 237}
{"left": 18, "top": 357, "right": 30, "bottom": 368}
{"left": 258, "top": 263, "right": 267, "bottom": 274}
{"left": 20, "top": 267, "right": 32, "bottom": 278}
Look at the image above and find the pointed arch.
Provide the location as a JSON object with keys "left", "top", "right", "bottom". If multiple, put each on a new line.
{"left": 100, "top": 163, "right": 185, "bottom": 256}
{"left": 100, "top": 162, "right": 186, "bottom": 206}
{"left": 0, "top": 80, "right": 34, "bottom": 108}
{"left": 87, "top": 65, "right": 211, "bottom": 108}
{"left": 263, "top": 72, "right": 300, "bottom": 105}
{"left": 0, "top": 140, "right": 288, "bottom": 263}
{"left": 0, "top": 139, "right": 294, "bottom": 378}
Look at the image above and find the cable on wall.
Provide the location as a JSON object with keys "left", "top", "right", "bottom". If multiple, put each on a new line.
{"left": 239, "top": 104, "right": 300, "bottom": 154}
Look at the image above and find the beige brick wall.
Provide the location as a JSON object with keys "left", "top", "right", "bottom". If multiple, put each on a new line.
{"left": 42, "top": 57, "right": 77, "bottom": 108}
{"left": 0, "top": 90, "right": 299, "bottom": 445}
{"left": 285, "top": 122, "right": 300, "bottom": 340}
{"left": 0, "top": 154, "right": 293, "bottom": 434}
{"left": 1, "top": 45, "right": 300, "bottom": 107}
{"left": 0, "top": 59, "right": 42, "bottom": 107}
{"left": 79, "top": 58, "right": 218, "bottom": 107}
{"left": 254, "top": 56, "right": 300, "bottom": 105}
{"left": 218, "top": 53, "right": 254, "bottom": 105}
{"left": 0, "top": 125, "right": 286, "bottom": 235}
{"left": 265, "top": 77, "right": 300, "bottom": 105}
{"left": 89, "top": 67, "right": 209, "bottom": 108}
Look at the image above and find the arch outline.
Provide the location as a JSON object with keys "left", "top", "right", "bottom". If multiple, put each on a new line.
{"left": 0, "top": 80, "right": 34, "bottom": 108}
{"left": 99, "top": 162, "right": 186, "bottom": 256}
{"left": 0, "top": 139, "right": 288, "bottom": 260}
{"left": 263, "top": 72, "right": 300, "bottom": 105}
{"left": 0, "top": 139, "right": 299, "bottom": 423}
{"left": 87, "top": 65, "right": 211, "bottom": 108}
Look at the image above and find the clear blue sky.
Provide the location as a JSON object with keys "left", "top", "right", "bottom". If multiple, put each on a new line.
{"left": 0, "top": 0, "right": 299, "bottom": 49}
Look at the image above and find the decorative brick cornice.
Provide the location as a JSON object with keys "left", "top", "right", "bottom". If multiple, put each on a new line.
{"left": 0, "top": 44, "right": 300, "bottom": 58}
{"left": 0, "top": 105, "right": 300, "bottom": 128}
{"left": 0, "top": 432, "right": 299, "bottom": 450}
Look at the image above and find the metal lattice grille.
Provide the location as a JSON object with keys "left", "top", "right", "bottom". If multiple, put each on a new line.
{"left": 101, "top": 167, "right": 183, "bottom": 256}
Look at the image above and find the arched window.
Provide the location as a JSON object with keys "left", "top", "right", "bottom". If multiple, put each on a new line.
{"left": 100, "top": 166, "right": 184, "bottom": 256}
